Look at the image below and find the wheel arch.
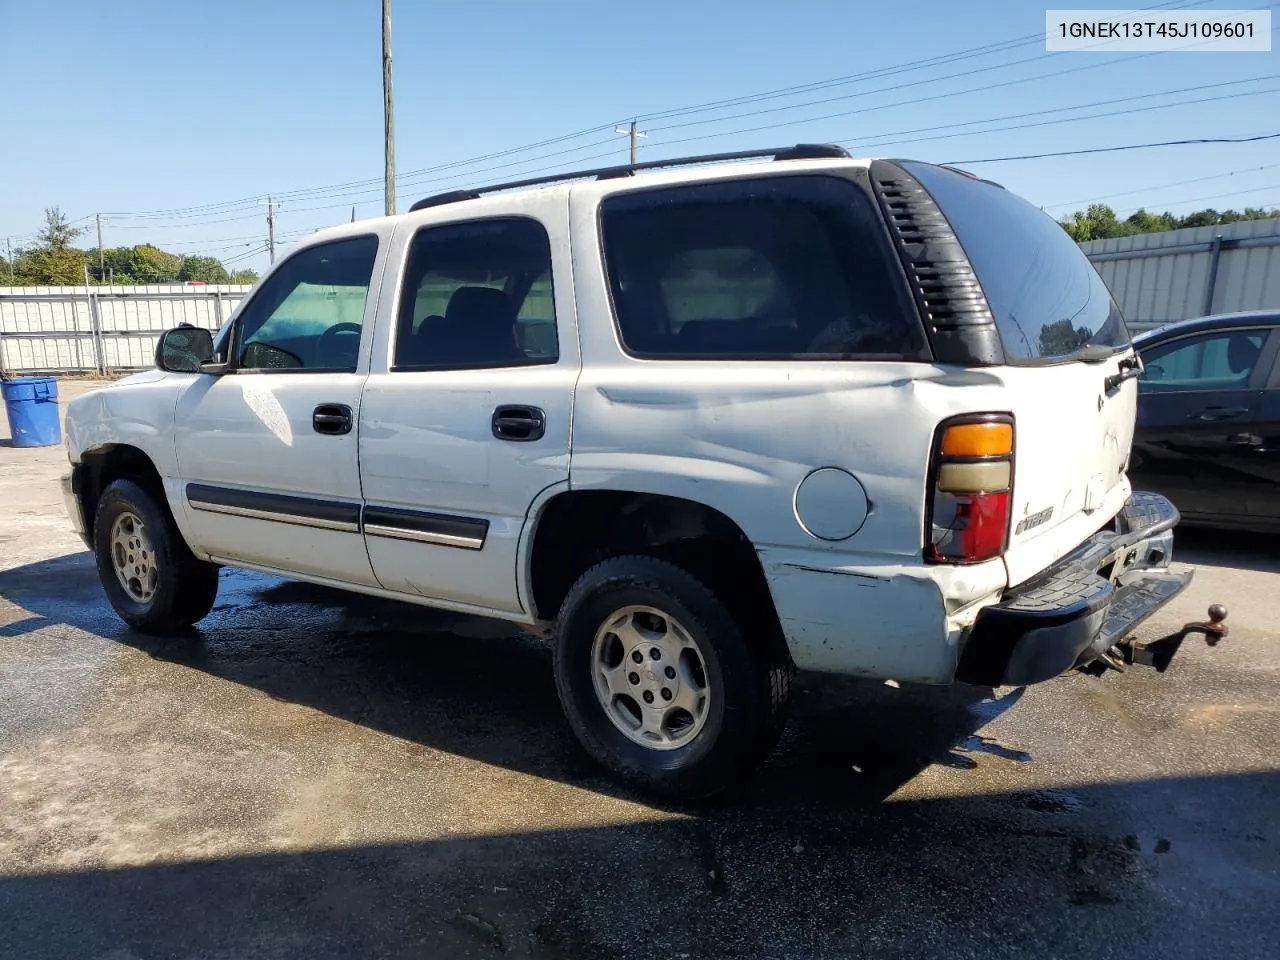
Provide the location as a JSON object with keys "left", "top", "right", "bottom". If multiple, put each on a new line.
{"left": 526, "top": 488, "right": 792, "bottom": 668}
{"left": 76, "top": 444, "right": 168, "bottom": 546}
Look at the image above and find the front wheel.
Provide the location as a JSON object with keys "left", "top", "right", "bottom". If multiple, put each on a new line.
{"left": 552, "top": 555, "right": 791, "bottom": 799}
{"left": 93, "top": 479, "right": 219, "bottom": 632}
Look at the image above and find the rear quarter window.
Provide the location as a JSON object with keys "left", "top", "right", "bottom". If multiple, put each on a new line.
{"left": 599, "top": 174, "right": 927, "bottom": 360}
{"left": 904, "top": 162, "right": 1130, "bottom": 363}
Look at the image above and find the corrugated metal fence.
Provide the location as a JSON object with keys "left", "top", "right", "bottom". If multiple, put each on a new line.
{"left": 0, "top": 284, "right": 250, "bottom": 376}
{"left": 1080, "top": 217, "right": 1280, "bottom": 332}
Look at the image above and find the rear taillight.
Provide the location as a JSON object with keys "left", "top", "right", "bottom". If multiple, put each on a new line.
{"left": 926, "top": 416, "right": 1014, "bottom": 564}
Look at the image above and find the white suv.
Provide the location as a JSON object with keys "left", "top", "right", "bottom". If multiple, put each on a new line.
{"left": 62, "top": 144, "right": 1191, "bottom": 797}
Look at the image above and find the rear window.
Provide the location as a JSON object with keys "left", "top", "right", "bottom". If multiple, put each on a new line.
{"left": 599, "top": 175, "right": 926, "bottom": 360}
{"left": 904, "top": 162, "right": 1130, "bottom": 362}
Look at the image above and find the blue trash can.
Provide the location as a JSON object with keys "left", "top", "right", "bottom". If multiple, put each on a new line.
{"left": 2, "top": 376, "right": 62, "bottom": 448}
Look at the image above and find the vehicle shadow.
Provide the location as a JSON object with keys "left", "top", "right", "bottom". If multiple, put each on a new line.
{"left": 0, "top": 770, "right": 1275, "bottom": 959}
{"left": 0, "top": 551, "right": 1019, "bottom": 811}
{"left": 1174, "top": 527, "right": 1280, "bottom": 574}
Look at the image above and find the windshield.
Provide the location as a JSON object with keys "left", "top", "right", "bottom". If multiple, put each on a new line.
{"left": 904, "top": 161, "right": 1130, "bottom": 363}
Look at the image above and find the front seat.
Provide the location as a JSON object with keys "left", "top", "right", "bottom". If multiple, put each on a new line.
{"left": 431, "top": 286, "right": 527, "bottom": 366}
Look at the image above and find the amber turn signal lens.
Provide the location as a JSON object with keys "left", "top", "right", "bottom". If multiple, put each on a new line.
{"left": 940, "top": 422, "right": 1014, "bottom": 458}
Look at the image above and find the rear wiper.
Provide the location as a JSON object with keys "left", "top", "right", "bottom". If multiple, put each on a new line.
{"left": 1105, "top": 354, "right": 1143, "bottom": 393}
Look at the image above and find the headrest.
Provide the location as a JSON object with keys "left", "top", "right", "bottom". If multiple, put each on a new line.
{"left": 1226, "top": 333, "right": 1260, "bottom": 375}
{"left": 445, "top": 286, "right": 516, "bottom": 332}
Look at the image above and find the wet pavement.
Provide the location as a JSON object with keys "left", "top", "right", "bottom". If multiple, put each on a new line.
{"left": 1, "top": 381, "right": 1277, "bottom": 959}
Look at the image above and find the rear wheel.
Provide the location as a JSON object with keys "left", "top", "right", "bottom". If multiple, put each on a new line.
{"left": 553, "top": 555, "right": 791, "bottom": 799}
{"left": 93, "top": 479, "right": 219, "bottom": 632}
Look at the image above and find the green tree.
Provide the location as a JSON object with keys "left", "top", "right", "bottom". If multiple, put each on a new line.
{"left": 128, "top": 244, "right": 182, "bottom": 283}
{"left": 1059, "top": 202, "right": 1280, "bottom": 241}
{"left": 13, "top": 245, "right": 89, "bottom": 284}
{"left": 4, "top": 207, "right": 90, "bottom": 283}
{"left": 1038, "top": 318, "right": 1095, "bottom": 356}
{"left": 178, "top": 255, "right": 230, "bottom": 283}
{"left": 1059, "top": 203, "right": 1127, "bottom": 242}
{"left": 37, "top": 206, "right": 84, "bottom": 250}
{"left": 1, "top": 207, "right": 249, "bottom": 285}
{"left": 101, "top": 246, "right": 137, "bottom": 283}
{"left": 1124, "top": 208, "right": 1176, "bottom": 234}
{"left": 1177, "top": 209, "right": 1220, "bottom": 229}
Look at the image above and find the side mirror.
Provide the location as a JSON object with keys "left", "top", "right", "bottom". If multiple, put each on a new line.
{"left": 155, "top": 326, "right": 215, "bottom": 374}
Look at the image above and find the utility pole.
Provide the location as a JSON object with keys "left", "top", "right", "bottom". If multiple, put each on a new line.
{"left": 382, "top": 0, "right": 396, "bottom": 216}
{"left": 4, "top": 237, "right": 13, "bottom": 279}
{"left": 615, "top": 119, "right": 647, "bottom": 165}
{"left": 259, "top": 196, "right": 278, "bottom": 264}
{"left": 96, "top": 214, "right": 105, "bottom": 281}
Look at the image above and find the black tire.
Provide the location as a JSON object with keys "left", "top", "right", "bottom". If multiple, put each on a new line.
{"left": 552, "top": 555, "right": 791, "bottom": 799}
{"left": 93, "top": 478, "right": 219, "bottom": 632}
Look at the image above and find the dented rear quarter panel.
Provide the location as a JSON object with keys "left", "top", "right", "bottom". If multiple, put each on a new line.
{"left": 567, "top": 183, "right": 1013, "bottom": 681}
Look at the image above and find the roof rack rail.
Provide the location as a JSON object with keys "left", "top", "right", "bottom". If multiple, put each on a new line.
{"left": 407, "top": 143, "right": 850, "bottom": 212}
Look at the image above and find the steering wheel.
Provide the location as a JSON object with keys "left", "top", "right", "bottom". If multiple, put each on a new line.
{"left": 317, "top": 322, "right": 363, "bottom": 366}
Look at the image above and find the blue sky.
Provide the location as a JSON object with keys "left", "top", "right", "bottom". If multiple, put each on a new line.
{"left": 1, "top": 0, "right": 1277, "bottom": 273}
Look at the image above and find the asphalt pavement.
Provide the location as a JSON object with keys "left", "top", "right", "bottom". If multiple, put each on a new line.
{"left": 1, "top": 380, "right": 1276, "bottom": 959}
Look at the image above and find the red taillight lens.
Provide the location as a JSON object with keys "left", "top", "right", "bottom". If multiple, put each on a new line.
{"left": 928, "top": 490, "right": 1011, "bottom": 563}
{"left": 926, "top": 416, "right": 1014, "bottom": 565}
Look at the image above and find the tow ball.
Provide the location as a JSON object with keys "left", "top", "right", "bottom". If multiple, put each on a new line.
{"left": 1109, "top": 604, "right": 1229, "bottom": 673}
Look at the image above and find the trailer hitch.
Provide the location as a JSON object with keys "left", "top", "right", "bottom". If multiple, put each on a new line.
{"left": 1080, "top": 604, "right": 1228, "bottom": 676}
{"left": 1114, "top": 603, "right": 1229, "bottom": 673}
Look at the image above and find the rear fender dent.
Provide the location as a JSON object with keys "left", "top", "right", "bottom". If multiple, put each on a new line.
{"left": 762, "top": 553, "right": 961, "bottom": 682}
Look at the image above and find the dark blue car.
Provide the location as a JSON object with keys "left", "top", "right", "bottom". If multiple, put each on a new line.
{"left": 1131, "top": 310, "right": 1280, "bottom": 532}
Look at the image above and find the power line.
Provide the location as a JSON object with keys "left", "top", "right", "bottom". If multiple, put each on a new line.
{"left": 945, "top": 132, "right": 1280, "bottom": 165}
{"left": 1067, "top": 183, "right": 1280, "bottom": 214}
{"left": 650, "top": 27, "right": 1278, "bottom": 154}
{"left": 121, "top": 73, "right": 1273, "bottom": 231}
{"left": 92, "top": 154, "right": 1280, "bottom": 261}
{"left": 639, "top": 37, "right": 1044, "bottom": 126}
{"left": 133, "top": 4, "right": 1232, "bottom": 219}
{"left": 221, "top": 244, "right": 270, "bottom": 267}
{"left": 1045, "top": 163, "right": 1280, "bottom": 210}
{"left": 152, "top": 234, "right": 265, "bottom": 247}
{"left": 632, "top": 0, "right": 1213, "bottom": 124}
{"left": 96, "top": 123, "right": 618, "bottom": 220}
{"left": 104, "top": 125, "right": 1280, "bottom": 255}
{"left": 77, "top": 0, "right": 1220, "bottom": 224}
{"left": 640, "top": 1, "right": 1228, "bottom": 138}
{"left": 11, "top": 0, "right": 1253, "bottom": 237}
{"left": 108, "top": 211, "right": 266, "bottom": 230}
{"left": 848, "top": 83, "right": 1280, "bottom": 151}
{"left": 838, "top": 76, "right": 1278, "bottom": 148}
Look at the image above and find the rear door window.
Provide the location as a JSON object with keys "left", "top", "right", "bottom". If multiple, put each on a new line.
{"left": 393, "top": 217, "right": 558, "bottom": 370}
{"left": 904, "top": 162, "right": 1130, "bottom": 363}
{"left": 599, "top": 175, "right": 926, "bottom": 360}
